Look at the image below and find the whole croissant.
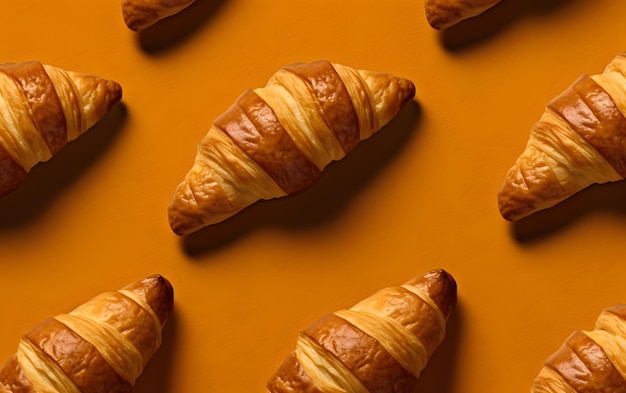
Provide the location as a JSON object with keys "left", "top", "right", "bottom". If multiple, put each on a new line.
{"left": 424, "top": 0, "right": 502, "bottom": 29}
{"left": 167, "top": 60, "right": 415, "bottom": 235}
{"left": 122, "top": 0, "right": 197, "bottom": 31}
{"left": 0, "top": 61, "right": 122, "bottom": 197}
{"left": 0, "top": 275, "right": 174, "bottom": 393}
{"left": 531, "top": 304, "right": 626, "bottom": 393}
{"left": 498, "top": 53, "right": 626, "bottom": 221}
{"left": 266, "top": 269, "right": 457, "bottom": 393}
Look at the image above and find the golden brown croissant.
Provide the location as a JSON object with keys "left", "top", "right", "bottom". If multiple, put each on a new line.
{"left": 531, "top": 304, "right": 626, "bottom": 393}
{"left": 0, "top": 61, "right": 122, "bottom": 197}
{"left": 0, "top": 275, "right": 173, "bottom": 393}
{"left": 167, "top": 60, "right": 415, "bottom": 235}
{"left": 424, "top": 0, "right": 502, "bottom": 29}
{"left": 266, "top": 269, "right": 457, "bottom": 393}
{"left": 121, "top": 0, "right": 197, "bottom": 31}
{"left": 498, "top": 53, "right": 626, "bottom": 221}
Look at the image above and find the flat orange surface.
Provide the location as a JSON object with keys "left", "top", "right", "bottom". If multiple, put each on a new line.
{"left": 2, "top": 1, "right": 626, "bottom": 392}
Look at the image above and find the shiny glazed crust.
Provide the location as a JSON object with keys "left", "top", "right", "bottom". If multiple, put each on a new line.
{"left": 266, "top": 269, "right": 457, "bottom": 393}
{"left": 121, "top": 0, "right": 197, "bottom": 31}
{"left": 0, "top": 61, "right": 122, "bottom": 197}
{"left": 531, "top": 304, "right": 626, "bottom": 393}
{"left": 167, "top": 60, "right": 415, "bottom": 235}
{"left": 0, "top": 275, "right": 174, "bottom": 393}
{"left": 497, "top": 53, "right": 626, "bottom": 221}
{"left": 424, "top": 0, "right": 502, "bottom": 29}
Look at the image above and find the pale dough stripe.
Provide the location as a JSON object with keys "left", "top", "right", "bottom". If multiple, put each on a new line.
{"left": 42, "top": 65, "right": 83, "bottom": 142}
{"left": 334, "top": 309, "right": 428, "bottom": 378}
{"left": 55, "top": 313, "right": 144, "bottom": 385}
{"left": 295, "top": 333, "right": 369, "bottom": 393}
{"left": 197, "top": 126, "right": 285, "bottom": 201}
{"left": 531, "top": 367, "right": 578, "bottom": 393}
{"left": 595, "top": 310, "right": 626, "bottom": 340}
{"left": 16, "top": 337, "right": 81, "bottom": 393}
{"left": 332, "top": 63, "right": 378, "bottom": 140}
{"left": 400, "top": 284, "right": 446, "bottom": 330}
{"left": 265, "top": 68, "right": 346, "bottom": 167}
{"left": 255, "top": 84, "right": 333, "bottom": 171}
{"left": 118, "top": 289, "right": 163, "bottom": 349}
{"left": 0, "top": 72, "right": 52, "bottom": 171}
{"left": 531, "top": 109, "right": 622, "bottom": 184}
{"left": 584, "top": 329, "right": 626, "bottom": 383}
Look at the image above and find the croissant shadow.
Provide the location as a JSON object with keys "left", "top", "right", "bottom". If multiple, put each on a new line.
{"left": 411, "top": 298, "right": 464, "bottom": 393}
{"left": 181, "top": 100, "right": 423, "bottom": 257}
{"left": 133, "top": 310, "right": 179, "bottom": 393}
{"left": 439, "top": 0, "right": 581, "bottom": 51}
{"left": 0, "top": 103, "right": 128, "bottom": 231}
{"left": 137, "top": 0, "right": 229, "bottom": 55}
{"left": 511, "top": 179, "right": 626, "bottom": 243}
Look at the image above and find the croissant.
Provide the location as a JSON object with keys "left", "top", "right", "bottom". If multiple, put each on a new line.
{"left": 498, "top": 53, "right": 626, "bottom": 221}
{"left": 167, "top": 60, "right": 415, "bottom": 235}
{"left": 0, "top": 61, "right": 122, "bottom": 197}
{"left": 0, "top": 275, "right": 173, "bottom": 393}
{"left": 424, "top": 0, "right": 502, "bottom": 29}
{"left": 121, "top": 0, "right": 197, "bottom": 31}
{"left": 266, "top": 269, "right": 457, "bottom": 393}
{"left": 531, "top": 304, "right": 626, "bottom": 393}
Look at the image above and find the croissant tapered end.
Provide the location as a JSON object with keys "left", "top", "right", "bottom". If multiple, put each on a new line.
{"left": 167, "top": 61, "right": 415, "bottom": 236}
{"left": 64, "top": 70, "right": 122, "bottom": 135}
{"left": 424, "top": 0, "right": 502, "bottom": 29}
{"left": 0, "top": 275, "right": 174, "bottom": 392}
{"left": 266, "top": 269, "right": 457, "bottom": 393}
{"left": 121, "top": 0, "right": 197, "bottom": 31}
{"left": 498, "top": 54, "right": 626, "bottom": 221}
{"left": 530, "top": 304, "right": 626, "bottom": 393}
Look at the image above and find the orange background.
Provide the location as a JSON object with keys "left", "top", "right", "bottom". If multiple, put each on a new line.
{"left": 1, "top": 0, "right": 626, "bottom": 392}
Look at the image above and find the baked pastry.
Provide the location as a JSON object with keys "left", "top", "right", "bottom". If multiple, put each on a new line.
{"left": 266, "top": 269, "right": 457, "bottom": 393}
{"left": 424, "top": 0, "right": 502, "bottom": 29}
{"left": 531, "top": 304, "right": 626, "bottom": 392}
{"left": 167, "top": 60, "right": 416, "bottom": 235}
{"left": 0, "top": 275, "right": 173, "bottom": 392}
{"left": 498, "top": 53, "right": 626, "bottom": 221}
{"left": 0, "top": 61, "right": 122, "bottom": 197}
{"left": 122, "top": 0, "right": 197, "bottom": 31}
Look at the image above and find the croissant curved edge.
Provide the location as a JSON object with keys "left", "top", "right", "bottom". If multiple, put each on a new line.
{"left": 424, "top": 0, "right": 502, "bottom": 30}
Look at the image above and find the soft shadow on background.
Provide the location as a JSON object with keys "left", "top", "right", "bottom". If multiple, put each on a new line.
{"left": 439, "top": 0, "right": 580, "bottom": 51}
{"left": 133, "top": 311, "right": 179, "bottom": 393}
{"left": 181, "top": 100, "right": 423, "bottom": 257}
{"left": 411, "top": 300, "right": 464, "bottom": 393}
{"left": 137, "top": 0, "right": 229, "bottom": 54}
{"left": 0, "top": 104, "right": 127, "bottom": 230}
{"left": 511, "top": 180, "right": 626, "bottom": 243}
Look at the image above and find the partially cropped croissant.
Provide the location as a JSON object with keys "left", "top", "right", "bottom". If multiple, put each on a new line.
{"left": 424, "top": 0, "right": 502, "bottom": 29}
{"left": 167, "top": 60, "right": 415, "bottom": 235}
{"left": 122, "top": 0, "right": 197, "bottom": 31}
{"left": 531, "top": 304, "right": 626, "bottom": 393}
{"left": 0, "top": 275, "right": 173, "bottom": 393}
{"left": 498, "top": 53, "right": 626, "bottom": 221}
{"left": 0, "top": 61, "right": 122, "bottom": 197}
{"left": 266, "top": 269, "right": 457, "bottom": 393}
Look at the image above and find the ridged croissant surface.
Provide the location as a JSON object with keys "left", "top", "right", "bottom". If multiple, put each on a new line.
{"left": 122, "top": 0, "right": 197, "bottom": 31}
{"left": 531, "top": 304, "right": 626, "bottom": 393}
{"left": 167, "top": 60, "right": 416, "bottom": 235}
{"left": 0, "top": 275, "right": 174, "bottom": 393}
{"left": 424, "top": 0, "right": 502, "bottom": 29}
{"left": 0, "top": 61, "right": 122, "bottom": 197}
{"left": 498, "top": 53, "right": 626, "bottom": 221}
{"left": 266, "top": 269, "right": 457, "bottom": 393}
